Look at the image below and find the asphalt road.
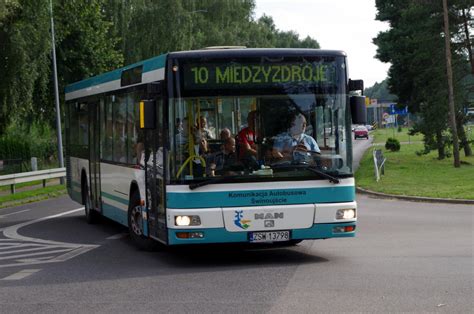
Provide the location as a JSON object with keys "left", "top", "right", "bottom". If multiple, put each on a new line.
{"left": 0, "top": 137, "right": 472, "bottom": 313}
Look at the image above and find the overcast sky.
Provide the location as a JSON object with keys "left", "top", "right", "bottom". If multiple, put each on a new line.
{"left": 254, "top": 0, "right": 391, "bottom": 88}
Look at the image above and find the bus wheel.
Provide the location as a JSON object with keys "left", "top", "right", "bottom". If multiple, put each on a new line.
{"left": 128, "top": 191, "right": 160, "bottom": 251}
{"left": 289, "top": 239, "right": 303, "bottom": 245}
{"left": 82, "top": 182, "right": 99, "bottom": 224}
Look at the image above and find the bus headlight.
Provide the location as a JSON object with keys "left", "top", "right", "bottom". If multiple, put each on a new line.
{"left": 175, "top": 215, "right": 201, "bottom": 226}
{"left": 336, "top": 208, "right": 356, "bottom": 220}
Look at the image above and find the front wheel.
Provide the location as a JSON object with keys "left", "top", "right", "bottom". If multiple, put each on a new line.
{"left": 128, "top": 191, "right": 160, "bottom": 251}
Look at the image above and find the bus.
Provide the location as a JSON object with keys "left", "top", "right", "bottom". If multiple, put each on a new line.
{"left": 65, "top": 48, "right": 366, "bottom": 249}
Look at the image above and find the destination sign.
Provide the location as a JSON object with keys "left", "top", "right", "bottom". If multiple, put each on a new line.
{"left": 183, "top": 62, "right": 337, "bottom": 90}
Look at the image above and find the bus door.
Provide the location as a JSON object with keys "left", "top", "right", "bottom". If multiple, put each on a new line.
{"left": 88, "top": 102, "right": 102, "bottom": 211}
{"left": 143, "top": 94, "right": 167, "bottom": 243}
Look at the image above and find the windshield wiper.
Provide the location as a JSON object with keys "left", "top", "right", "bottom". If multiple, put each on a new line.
{"left": 306, "top": 166, "right": 340, "bottom": 184}
{"left": 189, "top": 176, "right": 236, "bottom": 190}
{"left": 271, "top": 163, "right": 340, "bottom": 184}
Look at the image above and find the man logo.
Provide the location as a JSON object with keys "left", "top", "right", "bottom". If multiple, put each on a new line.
{"left": 264, "top": 220, "right": 274, "bottom": 228}
{"left": 254, "top": 212, "right": 284, "bottom": 220}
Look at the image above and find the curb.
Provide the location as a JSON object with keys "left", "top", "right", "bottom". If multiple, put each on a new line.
{"left": 356, "top": 187, "right": 474, "bottom": 205}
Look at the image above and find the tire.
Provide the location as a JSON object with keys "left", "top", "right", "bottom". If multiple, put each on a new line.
{"left": 128, "top": 191, "right": 160, "bottom": 251}
{"left": 289, "top": 239, "right": 303, "bottom": 246}
{"left": 82, "top": 182, "right": 99, "bottom": 224}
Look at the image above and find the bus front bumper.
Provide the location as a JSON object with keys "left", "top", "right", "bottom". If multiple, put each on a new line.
{"left": 167, "top": 222, "right": 356, "bottom": 245}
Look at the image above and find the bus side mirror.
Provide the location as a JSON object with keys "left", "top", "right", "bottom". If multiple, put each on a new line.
{"left": 139, "top": 100, "right": 156, "bottom": 129}
{"left": 350, "top": 96, "right": 367, "bottom": 124}
{"left": 349, "top": 79, "right": 364, "bottom": 92}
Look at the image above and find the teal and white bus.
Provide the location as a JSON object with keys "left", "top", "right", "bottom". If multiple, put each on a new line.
{"left": 65, "top": 48, "right": 366, "bottom": 249}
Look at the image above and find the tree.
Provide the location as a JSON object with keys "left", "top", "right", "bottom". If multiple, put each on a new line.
{"left": 0, "top": 0, "right": 123, "bottom": 136}
{"left": 442, "top": 0, "right": 460, "bottom": 167}
{"left": 374, "top": 0, "right": 471, "bottom": 161}
{"left": 364, "top": 79, "right": 397, "bottom": 102}
{"left": 0, "top": 0, "right": 51, "bottom": 134}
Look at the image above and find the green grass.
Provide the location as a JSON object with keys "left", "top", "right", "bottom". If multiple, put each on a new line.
{"left": 372, "top": 127, "right": 423, "bottom": 144}
{"left": 0, "top": 179, "right": 59, "bottom": 192}
{"left": 0, "top": 184, "right": 66, "bottom": 208}
{"left": 355, "top": 143, "right": 474, "bottom": 200}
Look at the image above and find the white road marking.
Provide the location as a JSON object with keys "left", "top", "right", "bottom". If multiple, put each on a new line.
{"left": 106, "top": 233, "right": 128, "bottom": 240}
{"left": 0, "top": 209, "right": 31, "bottom": 218}
{"left": 1, "top": 269, "right": 41, "bottom": 280}
{"left": 2, "top": 208, "right": 86, "bottom": 246}
{"left": 0, "top": 248, "right": 72, "bottom": 261}
{"left": 0, "top": 207, "right": 100, "bottom": 268}
{"left": 0, "top": 245, "right": 52, "bottom": 256}
{"left": 0, "top": 242, "right": 21, "bottom": 246}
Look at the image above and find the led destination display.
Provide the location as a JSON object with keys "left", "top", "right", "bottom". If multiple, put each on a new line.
{"left": 183, "top": 62, "right": 337, "bottom": 90}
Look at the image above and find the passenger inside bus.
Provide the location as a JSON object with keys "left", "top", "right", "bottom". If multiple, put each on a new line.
{"left": 193, "top": 116, "right": 212, "bottom": 155}
{"left": 237, "top": 111, "right": 259, "bottom": 169}
{"left": 272, "top": 112, "right": 320, "bottom": 161}
{"left": 207, "top": 137, "right": 238, "bottom": 176}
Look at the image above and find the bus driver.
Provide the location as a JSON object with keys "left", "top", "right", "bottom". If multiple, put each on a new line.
{"left": 272, "top": 112, "right": 320, "bottom": 160}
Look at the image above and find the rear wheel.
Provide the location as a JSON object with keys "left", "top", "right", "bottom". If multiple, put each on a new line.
{"left": 128, "top": 191, "right": 160, "bottom": 251}
{"left": 82, "top": 182, "right": 100, "bottom": 224}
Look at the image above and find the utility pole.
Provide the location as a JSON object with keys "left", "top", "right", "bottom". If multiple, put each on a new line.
{"left": 49, "top": 0, "right": 65, "bottom": 181}
{"left": 442, "top": 0, "right": 460, "bottom": 168}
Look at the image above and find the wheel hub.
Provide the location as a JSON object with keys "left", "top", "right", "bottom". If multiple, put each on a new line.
{"left": 131, "top": 206, "right": 143, "bottom": 236}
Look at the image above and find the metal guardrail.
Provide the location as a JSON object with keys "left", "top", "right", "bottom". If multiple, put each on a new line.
{"left": 0, "top": 168, "right": 66, "bottom": 194}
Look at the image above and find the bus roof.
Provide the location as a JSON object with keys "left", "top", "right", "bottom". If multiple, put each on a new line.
{"left": 65, "top": 53, "right": 168, "bottom": 100}
{"left": 168, "top": 48, "right": 346, "bottom": 59}
{"left": 65, "top": 48, "right": 346, "bottom": 101}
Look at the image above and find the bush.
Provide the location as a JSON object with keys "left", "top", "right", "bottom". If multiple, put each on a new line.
{"left": 397, "top": 125, "right": 402, "bottom": 132}
{"left": 385, "top": 137, "right": 401, "bottom": 152}
{"left": 0, "top": 137, "right": 31, "bottom": 160}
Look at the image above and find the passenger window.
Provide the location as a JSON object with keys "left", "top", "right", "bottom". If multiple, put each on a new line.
{"left": 113, "top": 96, "right": 127, "bottom": 163}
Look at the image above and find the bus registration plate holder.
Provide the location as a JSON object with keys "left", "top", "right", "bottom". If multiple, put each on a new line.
{"left": 249, "top": 231, "right": 290, "bottom": 243}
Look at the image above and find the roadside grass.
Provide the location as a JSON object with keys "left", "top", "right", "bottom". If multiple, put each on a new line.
{"left": 0, "top": 184, "right": 66, "bottom": 208}
{"left": 355, "top": 143, "right": 474, "bottom": 200}
{"left": 371, "top": 127, "right": 423, "bottom": 144}
{"left": 0, "top": 179, "right": 59, "bottom": 192}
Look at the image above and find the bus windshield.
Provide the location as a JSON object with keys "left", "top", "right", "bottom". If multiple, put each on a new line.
{"left": 168, "top": 56, "right": 352, "bottom": 184}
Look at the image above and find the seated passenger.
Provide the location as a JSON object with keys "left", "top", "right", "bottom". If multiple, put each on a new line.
{"left": 272, "top": 113, "right": 320, "bottom": 160}
{"left": 237, "top": 111, "right": 259, "bottom": 169}
{"left": 208, "top": 137, "right": 238, "bottom": 176}
{"left": 220, "top": 128, "right": 231, "bottom": 141}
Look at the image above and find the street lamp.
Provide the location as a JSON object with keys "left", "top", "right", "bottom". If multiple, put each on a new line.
{"left": 49, "top": 0, "right": 64, "bottom": 182}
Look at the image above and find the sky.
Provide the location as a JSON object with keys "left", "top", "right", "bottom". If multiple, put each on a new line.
{"left": 254, "top": 0, "right": 391, "bottom": 88}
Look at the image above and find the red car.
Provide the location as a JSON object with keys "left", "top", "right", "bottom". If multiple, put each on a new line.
{"left": 354, "top": 126, "right": 369, "bottom": 140}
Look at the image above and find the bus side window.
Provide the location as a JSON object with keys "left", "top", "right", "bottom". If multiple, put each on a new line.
{"left": 130, "top": 92, "right": 145, "bottom": 165}
{"left": 113, "top": 95, "right": 127, "bottom": 163}
{"left": 102, "top": 97, "right": 114, "bottom": 161}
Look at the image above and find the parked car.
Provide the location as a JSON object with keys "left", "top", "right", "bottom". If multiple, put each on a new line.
{"left": 365, "top": 124, "right": 373, "bottom": 131}
{"left": 354, "top": 126, "right": 369, "bottom": 140}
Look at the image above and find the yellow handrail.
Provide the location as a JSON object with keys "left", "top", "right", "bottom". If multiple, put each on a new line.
{"left": 176, "top": 154, "right": 207, "bottom": 178}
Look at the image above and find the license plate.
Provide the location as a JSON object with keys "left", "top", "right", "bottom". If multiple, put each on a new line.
{"left": 249, "top": 231, "right": 290, "bottom": 243}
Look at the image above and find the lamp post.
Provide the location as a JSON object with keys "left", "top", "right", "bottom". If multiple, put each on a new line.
{"left": 49, "top": 0, "right": 64, "bottom": 182}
